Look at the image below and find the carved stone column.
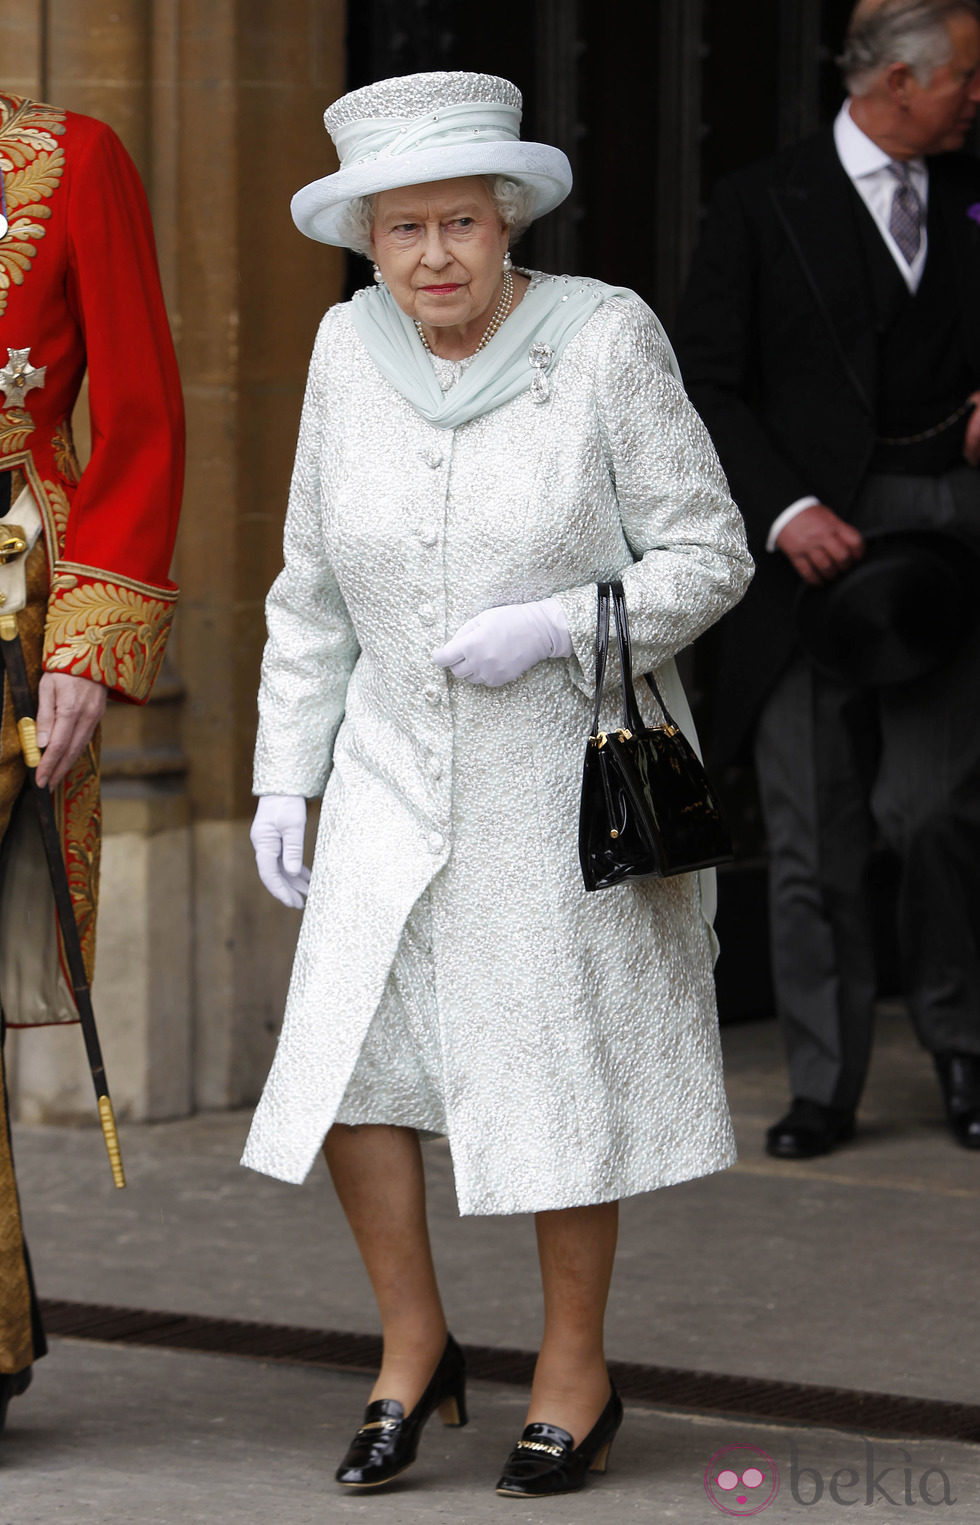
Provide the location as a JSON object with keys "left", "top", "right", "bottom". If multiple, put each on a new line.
{"left": 0, "top": 2, "right": 47, "bottom": 97}
{"left": 7, "top": 0, "right": 346, "bottom": 1122}
{"left": 7, "top": 0, "right": 194, "bottom": 1124}
{"left": 174, "top": 0, "right": 345, "bottom": 1109}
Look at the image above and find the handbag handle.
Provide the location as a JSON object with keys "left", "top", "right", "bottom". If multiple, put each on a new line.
{"left": 592, "top": 580, "right": 683, "bottom": 737}
{"left": 609, "top": 581, "right": 646, "bottom": 735}
{"left": 590, "top": 583, "right": 613, "bottom": 741}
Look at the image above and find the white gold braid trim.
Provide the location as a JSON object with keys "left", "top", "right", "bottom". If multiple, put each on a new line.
{"left": 325, "top": 72, "right": 522, "bottom": 133}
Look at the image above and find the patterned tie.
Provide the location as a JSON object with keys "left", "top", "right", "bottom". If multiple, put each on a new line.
{"left": 888, "top": 162, "right": 923, "bottom": 264}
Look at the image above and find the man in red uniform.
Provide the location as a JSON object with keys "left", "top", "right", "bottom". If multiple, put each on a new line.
{"left": 0, "top": 91, "right": 184, "bottom": 1432}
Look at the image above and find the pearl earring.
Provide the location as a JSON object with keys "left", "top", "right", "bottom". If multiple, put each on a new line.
{"left": 503, "top": 250, "right": 513, "bottom": 274}
{"left": 373, "top": 264, "right": 385, "bottom": 285}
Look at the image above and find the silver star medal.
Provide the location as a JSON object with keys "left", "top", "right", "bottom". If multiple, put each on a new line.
{"left": 528, "top": 342, "right": 554, "bottom": 404}
{"left": 0, "top": 348, "right": 47, "bottom": 407}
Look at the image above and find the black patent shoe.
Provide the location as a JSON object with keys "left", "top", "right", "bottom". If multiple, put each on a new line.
{"left": 765, "top": 1098, "right": 855, "bottom": 1159}
{"left": 935, "top": 1054, "right": 980, "bottom": 1149}
{"left": 495, "top": 1384, "right": 624, "bottom": 1498}
{"left": 335, "top": 1334, "right": 467, "bottom": 1489}
{"left": 0, "top": 1367, "right": 32, "bottom": 1436}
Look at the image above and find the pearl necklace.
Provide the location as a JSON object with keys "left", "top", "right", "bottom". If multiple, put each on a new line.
{"left": 414, "top": 270, "right": 514, "bottom": 358}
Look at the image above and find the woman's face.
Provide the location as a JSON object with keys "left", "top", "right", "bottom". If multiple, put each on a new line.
{"left": 370, "top": 177, "right": 509, "bottom": 335}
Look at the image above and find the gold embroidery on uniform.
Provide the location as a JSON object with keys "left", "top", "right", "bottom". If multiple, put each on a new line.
{"left": 41, "top": 477, "right": 70, "bottom": 557}
{"left": 43, "top": 577, "right": 175, "bottom": 701}
{"left": 51, "top": 419, "right": 82, "bottom": 486}
{"left": 0, "top": 96, "right": 67, "bottom": 319}
{"left": 0, "top": 408, "right": 35, "bottom": 457}
{"left": 60, "top": 735, "right": 101, "bottom": 983}
{"left": 54, "top": 561, "right": 179, "bottom": 602}
{"left": 0, "top": 1090, "right": 35, "bottom": 1368}
{"left": 7, "top": 148, "right": 63, "bottom": 208}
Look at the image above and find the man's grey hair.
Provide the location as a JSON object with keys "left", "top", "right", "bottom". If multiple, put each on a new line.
{"left": 839, "top": 0, "right": 980, "bottom": 94}
{"left": 336, "top": 175, "right": 538, "bottom": 260}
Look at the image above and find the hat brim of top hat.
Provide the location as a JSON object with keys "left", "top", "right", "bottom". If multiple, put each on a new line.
{"left": 794, "top": 528, "right": 980, "bottom": 686}
{"left": 290, "top": 141, "right": 573, "bottom": 245}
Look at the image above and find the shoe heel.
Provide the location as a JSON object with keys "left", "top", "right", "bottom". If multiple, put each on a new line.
{"left": 589, "top": 1441, "right": 612, "bottom": 1474}
{"left": 438, "top": 1386, "right": 468, "bottom": 1427}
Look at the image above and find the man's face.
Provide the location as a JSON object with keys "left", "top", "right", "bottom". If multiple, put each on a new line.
{"left": 899, "top": 12, "right": 980, "bottom": 154}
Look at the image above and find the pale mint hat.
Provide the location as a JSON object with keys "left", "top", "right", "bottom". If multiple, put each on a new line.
{"left": 291, "top": 71, "right": 573, "bottom": 247}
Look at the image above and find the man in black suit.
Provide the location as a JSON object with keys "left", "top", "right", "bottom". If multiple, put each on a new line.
{"left": 675, "top": 0, "right": 980, "bottom": 1157}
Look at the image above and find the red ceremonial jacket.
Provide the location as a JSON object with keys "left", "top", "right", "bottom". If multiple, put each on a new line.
{"left": 0, "top": 93, "right": 184, "bottom": 1020}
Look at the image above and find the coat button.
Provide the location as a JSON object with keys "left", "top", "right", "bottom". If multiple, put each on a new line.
{"left": 423, "top": 684, "right": 441, "bottom": 705}
{"left": 418, "top": 527, "right": 438, "bottom": 546}
{"left": 418, "top": 602, "right": 436, "bottom": 624}
{"left": 427, "top": 831, "right": 445, "bottom": 853}
{"left": 428, "top": 757, "right": 443, "bottom": 779}
{"left": 423, "top": 448, "right": 443, "bottom": 468}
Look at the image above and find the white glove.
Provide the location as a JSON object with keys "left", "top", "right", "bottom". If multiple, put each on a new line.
{"left": 431, "top": 597, "right": 572, "bottom": 687}
{"left": 250, "top": 795, "right": 310, "bottom": 909}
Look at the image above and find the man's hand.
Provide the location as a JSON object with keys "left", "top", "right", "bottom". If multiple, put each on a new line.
{"left": 35, "top": 672, "right": 108, "bottom": 789}
{"left": 964, "top": 392, "right": 980, "bottom": 468}
{"left": 775, "top": 504, "right": 865, "bottom": 586}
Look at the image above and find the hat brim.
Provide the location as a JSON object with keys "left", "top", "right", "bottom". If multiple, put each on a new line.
{"left": 290, "top": 141, "right": 573, "bottom": 246}
{"left": 794, "top": 529, "right": 980, "bottom": 685}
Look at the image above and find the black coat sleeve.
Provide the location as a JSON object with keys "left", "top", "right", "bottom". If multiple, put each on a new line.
{"left": 673, "top": 174, "right": 815, "bottom": 551}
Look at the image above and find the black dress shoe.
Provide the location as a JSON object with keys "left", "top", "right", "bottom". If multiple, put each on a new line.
{"left": 495, "top": 1385, "right": 623, "bottom": 1498}
{"left": 934, "top": 1054, "right": 980, "bottom": 1149}
{"left": 0, "top": 1367, "right": 32, "bottom": 1436}
{"left": 765, "top": 1098, "right": 855, "bottom": 1159}
{"left": 335, "top": 1334, "right": 467, "bottom": 1489}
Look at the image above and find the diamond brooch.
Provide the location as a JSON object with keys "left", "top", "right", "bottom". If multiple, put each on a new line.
{"left": 528, "top": 342, "right": 553, "bottom": 404}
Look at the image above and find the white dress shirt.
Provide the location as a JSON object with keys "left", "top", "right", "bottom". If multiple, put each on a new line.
{"left": 766, "top": 101, "right": 929, "bottom": 551}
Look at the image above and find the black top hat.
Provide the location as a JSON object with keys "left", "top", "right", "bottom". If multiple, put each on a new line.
{"left": 794, "top": 527, "right": 980, "bottom": 686}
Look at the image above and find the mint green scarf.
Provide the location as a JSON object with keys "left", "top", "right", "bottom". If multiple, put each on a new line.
{"left": 350, "top": 272, "right": 642, "bottom": 429}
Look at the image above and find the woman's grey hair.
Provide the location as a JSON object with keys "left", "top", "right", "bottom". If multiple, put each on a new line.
{"left": 336, "top": 175, "right": 538, "bottom": 260}
{"left": 839, "top": 0, "right": 980, "bottom": 94}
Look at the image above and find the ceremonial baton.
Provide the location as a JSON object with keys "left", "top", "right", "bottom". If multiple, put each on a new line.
{"left": 0, "top": 611, "right": 126, "bottom": 1188}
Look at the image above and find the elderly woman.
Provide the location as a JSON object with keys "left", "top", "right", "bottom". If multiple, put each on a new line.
{"left": 245, "top": 71, "right": 752, "bottom": 1498}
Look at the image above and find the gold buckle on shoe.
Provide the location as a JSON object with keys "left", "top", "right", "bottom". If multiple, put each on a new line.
{"left": 517, "top": 1440, "right": 565, "bottom": 1457}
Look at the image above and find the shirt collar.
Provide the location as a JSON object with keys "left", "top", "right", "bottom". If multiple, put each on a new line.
{"left": 834, "top": 99, "right": 926, "bottom": 181}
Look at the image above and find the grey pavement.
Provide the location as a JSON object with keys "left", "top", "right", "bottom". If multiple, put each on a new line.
{"left": 3, "top": 1342, "right": 978, "bottom": 1524}
{"left": 3, "top": 1008, "right": 980, "bottom": 1521}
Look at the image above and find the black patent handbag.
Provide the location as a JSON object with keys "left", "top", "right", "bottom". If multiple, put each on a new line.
{"left": 578, "top": 581, "right": 734, "bottom": 891}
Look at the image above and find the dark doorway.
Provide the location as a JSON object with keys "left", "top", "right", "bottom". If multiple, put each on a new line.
{"left": 344, "top": 3, "right": 861, "bottom": 315}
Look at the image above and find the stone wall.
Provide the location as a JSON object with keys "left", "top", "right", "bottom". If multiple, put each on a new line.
{"left": 5, "top": 1, "right": 345, "bottom": 1122}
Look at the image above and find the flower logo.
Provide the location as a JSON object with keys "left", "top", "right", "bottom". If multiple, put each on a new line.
{"left": 704, "top": 1444, "right": 781, "bottom": 1516}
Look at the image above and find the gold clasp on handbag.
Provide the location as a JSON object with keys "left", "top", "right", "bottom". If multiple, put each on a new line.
{"left": 590, "top": 728, "right": 633, "bottom": 750}
{"left": 0, "top": 525, "right": 28, "bottom": 565}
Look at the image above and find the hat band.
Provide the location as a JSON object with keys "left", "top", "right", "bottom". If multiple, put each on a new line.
{"left": 333, "top": 101, "right": 522, "bottom": 169}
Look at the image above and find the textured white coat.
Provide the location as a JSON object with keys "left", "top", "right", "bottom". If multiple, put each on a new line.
{"left": 242, "top": 282, "right": 753, "bottom": 1214}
